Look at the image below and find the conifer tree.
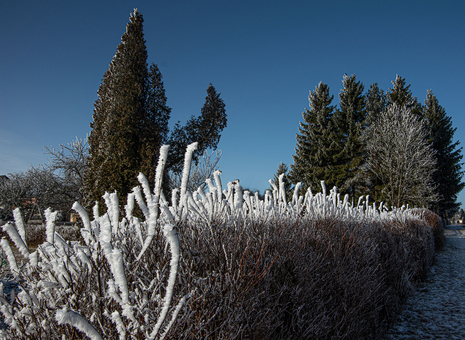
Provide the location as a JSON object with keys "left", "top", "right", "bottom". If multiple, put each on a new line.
{"left": 168, "top": 83, "right": 227, "bottom": 174}
{"left": 290, "top": 82, "right": 336, "bottom": 192}
{"left": 271, "top": 162, "right": 292, "bottom": 202}
{"left": 331, "top": 74, "right": 366, "bottom": 197}
{"left": 365, "top": 83, "right": 387, "bottom": 127}
{"left": 139, "top": 64, "right": 171, "bottom": 178}
{"left": 422, "top": 90, "right": 464, "bottom": 216}
{"left": 387, "top": 75, "right": 421, "bottom": 115}
{"left": 359, "top": 83, "right": 388, "bottom": 200}
{"left": 84, "top": 10, "right": 169, "bottom": 208}
{"left": 84, "top": 10, "right": 227, "bottom": 206}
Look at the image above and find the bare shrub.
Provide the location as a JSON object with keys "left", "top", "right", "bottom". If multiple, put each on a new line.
{"left": 0, "top": 143, "right": 438, "bottom": 339}
{"left": 412, "top": 208, "right": 446, "bottom": 251}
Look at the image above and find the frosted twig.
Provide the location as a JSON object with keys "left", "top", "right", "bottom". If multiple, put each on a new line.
{"left": 149, "top": 224, "right": 180, "bottom": 339}
{"left": 2, "top": 223, "right": 29, "bottom": 259}
{"left": 56, "top": 307, "right": 102, "bottom": 340}
{"left": 12, "top": 208, "right": 26, "bottom": 247}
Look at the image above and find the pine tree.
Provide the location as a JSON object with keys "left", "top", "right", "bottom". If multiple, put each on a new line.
{"left": 422, "top": 90, "right": 464, "bottom": 217}
{"left": 84, "top": 9, "right": 169, "bottom": 208}
{"left": 290, "top": 82, "right": 336, "bottom": 192}
{"left": 331, "top": 74, "right": 366, "bottom": 197}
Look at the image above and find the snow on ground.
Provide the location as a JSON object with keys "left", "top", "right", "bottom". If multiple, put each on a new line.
{"left": 385, "top": 225, "right": 465, "bottom": 339}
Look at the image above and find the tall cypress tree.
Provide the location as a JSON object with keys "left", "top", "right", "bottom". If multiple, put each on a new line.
{"left": 139, "top": 63, "right": 171, "bottom": 178}
{"left": 331, "top": 74, "right": 366, "bottom": 197}
{"left": 83, "top": 10, "right": 228, "bottom": 207}
{"left": 84, "top": 9, "right": 169, "bottom": 208}
{"left": 422, "top": 90, "right": 464, "bottom": 217}
{"left": 290, "top": 82, "right": 336, "bottom": 192}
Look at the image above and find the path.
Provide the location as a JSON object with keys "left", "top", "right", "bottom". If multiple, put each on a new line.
{"left": 384, "top": 224, "right": 465, "bottom": 339}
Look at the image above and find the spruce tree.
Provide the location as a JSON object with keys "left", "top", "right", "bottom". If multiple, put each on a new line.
{"left": 365, "top": 83, "right": 387, "bottom": 127}
{"left": 360, "top": 83, "right": 387, "bottom": 201}
{"left": 271, "top": 162, "right": 292, "bottom": 202}
{"left": 84, "top": 9, "right": 169, "bottom": 208}
{"left": 290, "top": 82, "right": 336, "bottom": 192}
{"left": 331, "top": 74, "right": 366, "bottom": 197}
{"left": 387, "top": 75, "right": 421, "bottom": 115}
{"left": 422, "top": 90, "right": 464, "bottom": 217}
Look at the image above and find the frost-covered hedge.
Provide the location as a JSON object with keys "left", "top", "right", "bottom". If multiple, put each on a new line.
{"left": 0, "top": 143, "right": 438, "bottom": 339}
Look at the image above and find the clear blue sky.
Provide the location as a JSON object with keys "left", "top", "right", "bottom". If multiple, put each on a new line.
{"left": 1, "top": 0, "right": 464, "bottom": 209}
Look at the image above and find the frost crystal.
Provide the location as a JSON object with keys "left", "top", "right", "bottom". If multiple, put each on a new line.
{"left": 56, "top": 307, "right": 102, "bottom": 340}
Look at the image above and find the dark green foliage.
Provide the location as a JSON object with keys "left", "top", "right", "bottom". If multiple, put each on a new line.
{"left": 84, "top": 9, "right": 156, "bottom": 208}
{"left": 360, "top": 83, "right": 388, "bottom": 201}
{"left": 271, "top": 162, "right": 293, "bottom": 202}
{"left": 168, "top": 83, "right": 227, "bottom": 174}
{"left": 291, "top": 74, "right": 462, "bottom": 210}
{"left": 387, "top": 75, "right": 421, "bottom": 115}
{"left": 331, "top": 74, "right": 366, "bottom": 198}
{"left": 83, "top": 10, "right": 227, "bottom": 207}
{"left": 290, "top": 82, "right": 336, "bottom": 192}
{"left": 422, "top": 90, "right": 464, "bottom": 217}
{"left": 365, "top": 82, "right": 387, "bottom": 127}
{"left": 139, "top": 63, "right": 171, "bottom": 176}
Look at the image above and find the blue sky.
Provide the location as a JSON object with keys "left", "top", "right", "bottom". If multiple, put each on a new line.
{"left": 1, "top": 0, "right": 464, "bottom": 210}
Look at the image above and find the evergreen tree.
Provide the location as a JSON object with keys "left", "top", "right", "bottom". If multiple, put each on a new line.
{"left": 168, "top": 83, "right": 227, "bottom": 174}
{"left": 359, "top": 83, "right": 387, "bottom": 200}
{"left": 139, "top": 63, "right": 171, "bottom": 177}
{"left": 290, "top": 82, "right": 336, "bottom": 192}
{"left": 271, "top": 162, "right": 292, "bottom": 202}
{"left": 387, "top": 75, "right": 421, "bottom": 115}
{"left": 331, "top": 74, "right": 366, "bottom": 197}
{"left": 84, "top": 10, "right": 169, "bottom": 208}
{"left": 85, "top": 9, "right": 148, "bottom": 207}
{"left": 422, "top": 90, "right": 464, "bottom": 216}
{"left": 84, "top": 10, "right": 227, "bottom": 206}
{"left": 365, "top": 82, "right": 387, "bottom": 127}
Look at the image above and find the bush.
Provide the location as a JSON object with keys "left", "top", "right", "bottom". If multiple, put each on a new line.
{"left": 0, "top": 143, "right": 438, "bottom": 339}
{"left": 412, "top": 208, "right": 446, "bottom": 251}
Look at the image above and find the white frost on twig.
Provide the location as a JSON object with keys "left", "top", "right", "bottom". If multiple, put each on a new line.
{"left": 2, "top": 222, "right": 29, "bottom": 259}
{"left": 12, "top": 208, "right": 26, "bottom": 247}
{"left": 45, "top": 208, "right": 58, "bottom": 244}
{"left": 149, "top": 224, "right": 180, "bottom": 339}
{"left": 0, "top": 238, "right": 18, "bottom": 278}
{"left": 56, "top": 306, "right": 102, "bottom": 340}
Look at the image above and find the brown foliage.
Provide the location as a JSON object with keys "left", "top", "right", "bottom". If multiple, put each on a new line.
{"left": 164, "top": 213, "right": 437, "bottom": 339}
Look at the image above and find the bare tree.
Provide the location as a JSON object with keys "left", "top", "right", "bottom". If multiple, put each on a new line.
{"left": 169, "top": 149, "right": 222, "bottom": 192}
{"left": 44, "top": 137, "right": 89, "bottom": 203}
{"left": 365, "top": 104, "right": 438, "bottom": 208}
{"left": 0, "top": 138, "right": 89, "bottom": 222}
{"left": 0, "top": 173, "right": 32, "bottom": 221}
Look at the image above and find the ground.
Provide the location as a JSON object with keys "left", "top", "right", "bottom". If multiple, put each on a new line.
{"left": 385, "top": 224, "right": 465, "bottom": 339}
